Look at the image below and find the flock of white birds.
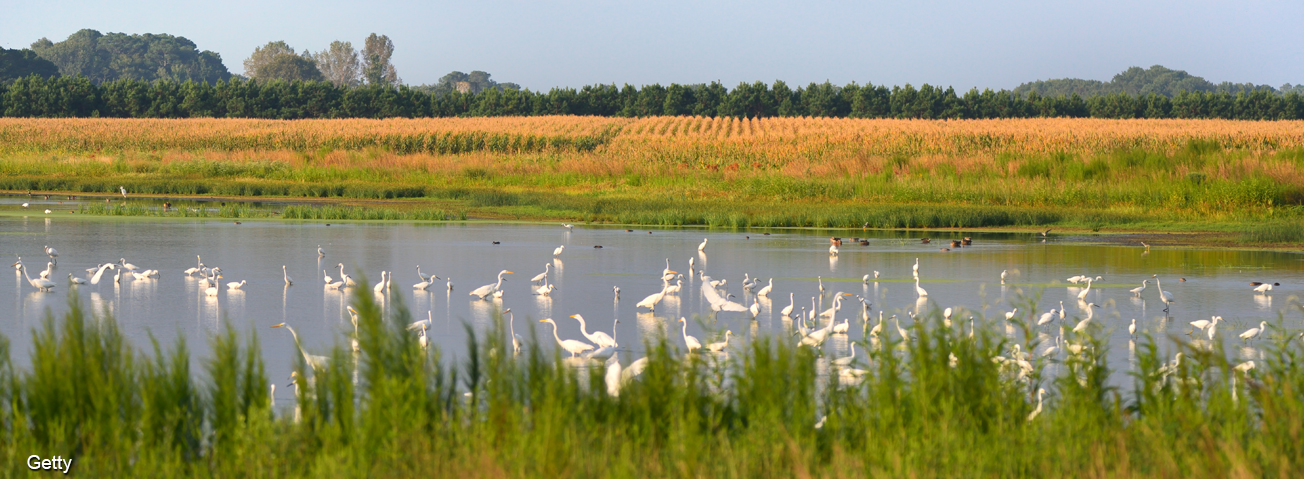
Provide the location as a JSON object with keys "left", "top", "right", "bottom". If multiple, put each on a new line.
{"left": 11, "top": 225, "right": 1292, "bottom": 409}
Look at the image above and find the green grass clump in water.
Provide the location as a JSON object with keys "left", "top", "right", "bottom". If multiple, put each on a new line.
{"left": 0, "top": 289, "right": 1300, "bottom": 476}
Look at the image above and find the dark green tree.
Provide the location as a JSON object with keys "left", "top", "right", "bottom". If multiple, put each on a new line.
{"left": 0, "top": 48, "right": 60, "bottom": 82}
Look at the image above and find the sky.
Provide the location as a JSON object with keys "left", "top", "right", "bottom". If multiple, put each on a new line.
{"left": 3, "top": 0, "right": 1301, "bottom": 91}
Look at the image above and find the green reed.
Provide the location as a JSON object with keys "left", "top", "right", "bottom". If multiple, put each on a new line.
{"left": 0, "top": 287, "right": 1298, "bottom": 477}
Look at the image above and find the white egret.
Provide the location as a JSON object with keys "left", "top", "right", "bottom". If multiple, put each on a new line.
{"left": 1129, "top": 280, "right": 1148, "bottom": 296}
{"left": 832, "top": 343, "right": 857, "bottom": 367}
{"left": 742, "top": 274, "right": 756, "bottom": 291}
{"left": 271, "top": 323, "right": 329, "bottom": 371}
{"left": 570, "top": 314, "right": 618, "bottom": 348}
{"left": 781, "top": 293, "right": 795, "bottom": 317}
{"left": 447, "top": 278, "right": 453, "bottom": 291}
{"left": 1072, "top": 304, "right": 1099, "bottom": 333}
{"left": 664, "top": 279, "right": 682, "bottom": 294}
{"left": 1253, "top": 282, "right": 1278, "bottom": 294}
{"left": 587, "top": 346, "right": 617, "bottom": 362}
{"left": 20, "top": 203, "right": 27, "bottom": 208}
{"left": 1026, "top": 388, "right": 1046, "bottom": 421}
{"left": 44, "top": 209, "right": 51, "bottom": 214}
{"left": 1233, "top": 360, "right": 1255, "bottom": 373}
{"left": 119, "top": 186, "right": 127, "bottom": 198}
{"left": 894, "top": 315, "right": 909, "bottom": 341}
{"left": 1001, "top": 269, "right": 1007, "bottom": 283}
{"left": 1067, "top": 275, "right": 1086, "bottom": 284}
{"left": 819, "top": 293, "right": 852, "bottom": 319}
{"left": 413, "top": 275, "right": 435, "bottom": 290}
{"left": 756, "top": 278, "right": 773, "bottom": 297}
{"left": 1037, "top": 310, "right": 1057, "bottom": 326}
{"left": 1153, "top": 276, "right": 1175, "bottom": 312}
{"left": 699, "top": 275, "right": 749, "bottom": 313}
{"left": 818, "top": 276, "right": 825, "bottom": 295}
{"left": 1006, "top": 308, "right": 1018, "bottom": 321}
{"left": 1058, "top": 302, "right": 1066, "bottom": 320}
{"left": 553, "top": 245, "right": 565, "bottom": 256}
{"left": 679, "top": 318, "right": 702, "bottom": 353}
{"left": 530, "top": 263, "right": 551, "bottom": 283}
{"left": 90, "top": 263, "right": 114, "bottom": 284}
{"left": 68, "top": 273, "right": 86, "bottom": 285}
{"left": 706, "top": 331, "right": 732, "bottom": 352}
{"left": 20, "top": 265, "right": 56, "bottom": 292}
{"left": 1207, "top": 316, "right": 1220, "bottom": 341}
{"left": 418, "top": 324, "right": 429, "bottom": 350}
{"left": 322, "top": 270, "right": 334, "bottom": 285}
{"left": 337, "top": 264, "right": 356, "bottom": 288}
{"left": 227, "top": 279, "right": 247, "bottom": 290}
{"left": 39, "top": 262, "right": 53, "bottom": 280}
{"left": 469, "top": 270, "right": 514, "bottom": 300}
{"left": 1128, "top": 319, "right": 1137, "bottom": 337}
{"left": 1190, "top": 316, "right": 1219, "bottom": 331}
{"left": 1041, "top": 337, "right": 1061, "bottom": 358}
{"left": 407, "top": 310, "right": 434, "bottom": 332}
{"left": 282, "top": 265, "right": 293, "bottom": 285}
{"left": 874, "top": 270, "right": 880, "bottom": 279}
{"left": 1076, "top": 277, "right": 1094, "bottom": 301}
{"left": 912, "top": 258, "right": 920, "bottom": 277}
{"left": 118, "top": 258, "right": 139, "bottom": 272}
{"left": 1239, "top": 321, "right": 1267, "bottom": 342}
{"left": 749, "top": 298, "right": 761, "bottom": 319}
{"left": 205, "top": 278, "right": 220, "bottom": 297}
{"left": 698, "top": 238, "right": 708, "bottom": 252}
{"left": 914, "top": 277, "right": 928, "bottom": 297}
{"left": 943, "top": 307, "right": 953, "bottom": 328}
{"left": 373, "top": 271, "right": 388, "bottom": 294}
{"left": 506, "top": 309, "right": 523, "bottom": 355}
{"left": 869, "top": 312, "right": 885, "bottom": 337}
{"left": 539, "top": 318, "right": 593, "bottom": 357}
{"left": 832, "top": 317, "right": 850, "bottom": 334}
{"left": 317, "top": 245, "right": 325, "bottom": 257}
{"left": 44, "top": 245, "right": 58, "bottom": 264}
{"left": 829, "top": 244, "right": 839, "bottom": 256}
{"left": 636, "top": 282, "right": 671, "bottom": 311}
{"left": 417, "top": 266, "right": 437, "bottom": 283}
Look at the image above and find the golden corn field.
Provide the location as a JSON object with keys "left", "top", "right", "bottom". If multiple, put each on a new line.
{"left": 4, "top": 117, "right": 1303, "bottom": 158}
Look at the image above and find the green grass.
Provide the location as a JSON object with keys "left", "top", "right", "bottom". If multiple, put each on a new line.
{"left": 0, "top": 288, "right": 1299, "bottom": 477}
{"left": 1241, "top": 222, "right": 1304, "bottom": 244}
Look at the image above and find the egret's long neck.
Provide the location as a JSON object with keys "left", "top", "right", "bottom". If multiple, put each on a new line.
{"left": 548, "top": 322, "right": 562, "bottom": 344}
{"left": 576, "top": 316, "right": 590, "bottom": 335}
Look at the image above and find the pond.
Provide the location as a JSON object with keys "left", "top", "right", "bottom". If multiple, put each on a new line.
{"left": 1, "top": 208, "right": 1301, "bottom": 409}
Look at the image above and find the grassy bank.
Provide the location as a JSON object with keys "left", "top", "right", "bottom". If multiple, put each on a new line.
{"left": 0, "top": 288, "right": 1299, "bottom": 477}
{"left": 4, "top": 117, "right": 1304, "bottom": 237}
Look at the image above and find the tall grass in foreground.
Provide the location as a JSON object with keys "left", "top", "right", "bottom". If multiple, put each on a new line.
{"left": 0, "top": 289, "right": 1300, "bottom": 477}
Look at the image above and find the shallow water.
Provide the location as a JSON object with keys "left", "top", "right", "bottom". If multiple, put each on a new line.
{"left": 1, "top": 213, "right": 1302, "bottom": 407}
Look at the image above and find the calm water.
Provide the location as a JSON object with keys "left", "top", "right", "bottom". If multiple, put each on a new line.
{"left": 2, "top": 212, "right": 1302, "bottom": 407}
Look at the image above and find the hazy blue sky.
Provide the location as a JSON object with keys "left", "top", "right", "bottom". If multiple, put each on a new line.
{"left": 3, "top": 0, "right": 1301, "bottom": 90}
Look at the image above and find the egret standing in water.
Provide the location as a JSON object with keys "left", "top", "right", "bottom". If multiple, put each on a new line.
{"left": 679, "top": 317, "right": 701, "bottom": 353}
{"left": 271, "top": 323, "right": 329, "bottom": 371}
{"left": 470, "top": 270, "right": 514, "bottom": 300}
{"left": 539, "top": 318, "right": 594, "bottom": 357}
{"left": 1152, "top": 275, "right": 1175, "bottom": 312}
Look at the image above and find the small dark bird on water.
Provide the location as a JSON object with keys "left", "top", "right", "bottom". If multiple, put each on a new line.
{"left": 940, "top": 248, "right": 951, "bottom": 252}
{"left": 234, "top": 221, "right": 241, "bottom": 225}
{"left": 859, "top": 240, "right": 869, "bottom": 245}
{"left": 594, "top": 245, "right": 603, "bottom": 248}
{"left": 1249, "top": 282, "right": 1281, "bottom": 287}
{"left": 626, "top": 229, "right": 633, "bottom": 232}
{"left": 962, "top": 237, "right": 972, "bottom": 245}
{"left": 763, "top": 233, "right": 771, "bottom": 235}
{"left": 950, "top": 240, "right": 961, "bottom": 248}
{"left": 921, "top": 238, "right": 931, "bottom": 244}
{"left": 830, "top": 237, "right": 842, "bottom": 246}
{"left": 492, "top": 241, "right": 501, "bottom": 245}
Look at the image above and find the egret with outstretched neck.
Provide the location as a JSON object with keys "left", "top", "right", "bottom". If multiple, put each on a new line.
{"left": 539, "top": 318, "right": 594, "bottom": 357}
{"left": 271, "top": 323, "right": 329, "bottom": 371}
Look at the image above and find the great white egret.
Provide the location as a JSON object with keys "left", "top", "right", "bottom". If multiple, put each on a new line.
{"left": 756, "top": 278, "right": 773, "bottom": 297}
{"left": 418, "top": 324, "right": 429, "bottom": 350}
{"left": 1233, "top": 360, "right": 1255, "bottom": 373}
{"left": 678, "top": 318, "right": 701, "bottom": 352}
{"left": 227, "top": 279, "right": 247, "bottom": 290}
{"left": 1128, "top": 319, "right": 1137, "bottom": 337}
{"left": 337, "top": 264, "right": 356, "bottom": 288}
{"left": 20, "top": 265, "right": 55, "bottom": 292}
{"left": 282, "top": 265, "right": 293, "bottom": 285}
{"left": 119, "top": 186, "right": 127, "bottom": 198}
{"left": 373, "top": 271, "right": 389, "bottom": 294}
{"left": 539, "top": 318, "right": 594, "bottom": 357}
{"left": 781, "top": 293, "right": 795, "bottom": 317}
{"left": 664, "top": 279, "right": 682, "bottom": 294}
{"left": 39, "top": 262, "right": 53, "bottom": 280}
{"left": 570, "top": 314, "right": 618, "bottom": 348}
{"left": 118, "top": 258, "right": 139, "bottom": 272}
{"left": 1190, "top": 316, "right": 1219, "bottom": 331}
{"left": 1071, "top": 304, "right": 1099, "bottom": 333}
{"left": 44, "top": 245, "right": 58, "bottom": 264}
{"left": 1076, "top": 277, "right": 1094, "bottom": 301}
{"left": 832, "top": 343, "right": 857, "bottom": 367}
{"left": 1152, "top": 276, "right": 1175, "bottom": 312}
{"left": 700, "top": 275, "right": 748, "bottom": 313}
{"left": 67, "top": 273, "right": 86, "bottom": 285}
{"left": 894, "top": 315, "right": 909, "bottom": 341}
{"left": 706, "top": 331, "right": 731, "bottom": 352}
{"left": 535, "top": 281, "right": 556, "bottom": 296}
{"left": 1005, "top": 308, "right": 1018, "bottom": 321}
{"left": 507, "top": 309, "right": 523, "bottom": 355}
{"left": 1239, "top": 321, "right": 1267, "bottom": 342}
{"left": 1026, "top": 388, "right": 1046, "bottom": 421}
{"left": 869, "top": 312, "right": 884, "bottom": 337}
{"left": 832, "top": 317, "right": 850, "bottom": 334}
{"left": 530, "top": 263, "right": 550, "bottom": 283}
{"left": 1001, "top": 269, "right": 1007, "bottom": 283}
{"left": 417, "top": 265, "right": 437, "bottom": 283}
{"left": 413, "top": 275, "right": 435, "bottom": 290}
{"left": 914, "top": 277, "right": 928, "bottom": 297}
{"left": 819, "top": 293, "right": 852, "bottom": 318}
{"left": 317, "top": 245, "right": 325, "bottom": 258}
{"left": 698, "top": 238, "right": 708, "bottom": 252}
{"left": 636, "top": 282, "right": 670, "bottom": 311}
{"left": 828, "top": 244, "right": 839, "bottom": 256}
{"left": 913, "top": 258, "right": 920, "bottom": 277}
{"left": 1037, "top": 309, "right": 1057, "bottom": 326}
{"left": 1253, "top": 282, "right": 1278, "bottom": 294}
{"left": 185, "top": 256, "right": 205, "bottom": 276}
{"left": 271, "top": 323, "right": 329, "bottom": 371}
{"left": 1130, "top": 280, "right": 1148, "bottom": 296}
{"left": 553, "top": 245, "right": 565, "bottom": 256}
{"left": 90, "top": 262, "right": 114, "bottom": 284}
{"left": 749, "top": 299, "right": 761, "bottom": 319}
{"left": 470, "top": 270, "right": 514, "bottom": 300}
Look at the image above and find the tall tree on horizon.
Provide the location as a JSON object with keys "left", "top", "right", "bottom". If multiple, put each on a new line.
{"left": 361, "top": 33, "right": 399, "bottom": 86}
{"left": 243, "top": 41, "right": 295, "bottom": 79}
{"left": 313, "top": 41, "right": 360, "bottom": 88}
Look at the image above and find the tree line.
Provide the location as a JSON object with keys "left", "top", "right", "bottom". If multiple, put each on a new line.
{"left": 3, "top": 74, "right": 1302, "bottom": 120}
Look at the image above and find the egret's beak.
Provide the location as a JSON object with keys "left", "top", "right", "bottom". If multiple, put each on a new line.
{"left": 505, "top": 271, "right": 515, "bottom": 274}
{"left": 668, "top": 270, "right": 678, "bottom": 274}
{"left": 538, "top": 319, "right": 548, "bottom": 323}
{"left": 570, "top": 314, "right": 578, "bottom": 318}
{"left": 271, "top": 323, "right": 285, "bottom": 328}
